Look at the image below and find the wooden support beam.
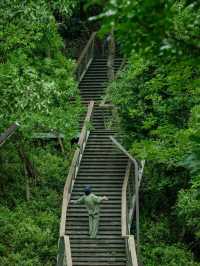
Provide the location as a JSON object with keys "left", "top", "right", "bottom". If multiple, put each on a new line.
{"left": 128, "top": 235, "right": 138, "bottom": 266}
{"left": 110, "top": 136, "right": 141, "bottom": 259}
{"left": 0, "top": 122, "right": 20, "bottom": 146}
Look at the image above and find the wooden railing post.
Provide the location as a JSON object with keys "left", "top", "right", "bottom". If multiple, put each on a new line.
{"left": 57, "top": 236, "right": 65, "bottom": 266}
{"left": 128, "top": 235, "right": 138, "bottom": 266}
{"left": 134, "top": 162, "right": 140, "bottom": 259}
{"left": 0, "top": 122, "right": 20, "bottom": 146}
{"left": 110, "top": 136, "right": 145, "bottom": 266}
{"left": 58, "top": 101, "right": 94, "bottom": 266}
{"left": 76, "top": 32, "right": 97, "bottom": 83}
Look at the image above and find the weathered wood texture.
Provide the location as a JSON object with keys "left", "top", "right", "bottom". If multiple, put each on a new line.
{"left": 57, "top": 236, "right": 72, "bottom": 266}
{"left": 0, "top": 122, "right": 19, "bottom": 146}
{"left": 59, "top": 101, "right": 94, "bottom": 237}
{"left": 107, "top": 28, "right": 116, "bottom": 82}
{"left": 57, "top": 101, "right": 94, "bottom": 266}
{"left": 76, "top": 32, "right": 97, "bottom": 83}
{"left": 110, "top": 136, "right": 145, "bottom": 266}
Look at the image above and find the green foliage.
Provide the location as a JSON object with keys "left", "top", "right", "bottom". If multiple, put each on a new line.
{"left": 109, "top": 54, "right": 200, "bottom": 164}
{"left": 175, "top": 107, "right": 200, "bottom": 243}
{"left": 88, "top": 0, "right": 200, "bottom": 54}
{"left": 0, "top": 143, "right": 68, "bottom": 265}
{"left": 110, "top": 55, "right": 200, "bottom": 262}
{"left": 0, "top": 0, "right": 81, "bottom": 265}
{"left": 177, "top": 184, "right": 200, "bottom": 241}
{"left": 0, "top": 205, "right": 57, "bottom": 265}
{"left": 89, "top": 0, "right": 200, "bottom": 264}
{"left": 0, "top": 0, "right": 83, "bottom": 139}
{"left": 141, "top": 217, "right": 200, "bottom": 265}
{"left": 142, "top": 243, "right": 199, "bottom": 266}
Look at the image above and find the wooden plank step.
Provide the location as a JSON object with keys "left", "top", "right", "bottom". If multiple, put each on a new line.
{"left": 72, "top": 263, "right": 126, "bottom": 266}
{"left": 66, "top": 230, "right": 121, "bottom": 235}
{"left": 67, "top": 211, "right": 121, "bottom": 216}
{"left": 70, "top": 239, "right": 124, "bottom": 244}
{"left": 67, "top": 225, "right": 121, "bottom": 230}
{"left": 67, "top": 216, "right": 121, "bottom": 220}
{"left": 73, "top": 257, "right": 126, "bottom": 262}
{"left": 67, "top": 222, "right": 121, "bottom": 226}
{"left": 72, "top": 248, "right": 124, "bottom": 253}
{"left": 72, "top": 184, "right": 122, "bottom": 188}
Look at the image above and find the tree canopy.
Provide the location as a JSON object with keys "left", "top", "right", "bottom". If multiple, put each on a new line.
{"left": 0, "top": 0, "right": 82, "bottom": 140}
{"left": 1, "top": 0, "right": 200, "bottom": 265}
{"left": 0, "top": 1, "right": 83, "bottom": 265}
{"left": 89, "top": 0, "right": 200, "bottom": 264}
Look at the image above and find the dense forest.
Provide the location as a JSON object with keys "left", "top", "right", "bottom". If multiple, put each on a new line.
{"left": 1, "top": 0, "right": 200, "bottom": 266}
{"left": 0, "top": 1, "right": 84, "bottom": 265}
{"left": 101, "top": 0, "right": 200, "bottom": 265}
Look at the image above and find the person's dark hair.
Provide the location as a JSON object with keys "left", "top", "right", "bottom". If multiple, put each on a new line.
{"left": 84, "top": 185, "right": 92, "bottom": 195}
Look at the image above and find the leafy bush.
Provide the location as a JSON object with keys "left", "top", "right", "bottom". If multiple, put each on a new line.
{"left": 0, "top": 0, "right": 83, "bottom": 139}
{"left": 0, "top": 1, "right": 82, "bottom": 265}
{"left": 90, "top": 0, "right": 200, "bottom": 264}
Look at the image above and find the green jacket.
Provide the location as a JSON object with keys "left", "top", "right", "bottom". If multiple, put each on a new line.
{"left": 74, "top": 193, "right": 104, "bottom": 215}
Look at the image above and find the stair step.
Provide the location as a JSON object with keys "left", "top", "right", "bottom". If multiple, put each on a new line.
{"left": 70, "top": 197, "right": 121, "bottom": 201}
{"left": 68, "top": 214, "right": 121, "bottom": 218}
{"left": 72, "top": 262, "right": 126, "bottom": 266}
{"left": 80, "top": 160, "right": 127, "bottom": 163}
{"left": 67, "top": 220, "right": 121, "bottom": 225}
{"left": 70, "top": 235, "right": 123, "bottom": 240}
{"left": 72, "top": 253, "right": 125, "bottom": 258}
{"left": 72, "top": 184, "right": 122, "bottom": 188}
{"left": 83, "top": 152, "right": 123, "bottom": 156}
{"left": 63, "top": 55, "right": 127, "bottom": 266}
{"left": 78, "top": 168, "right": 125, "bottom": 172}
{"left": 77, "top": 175, "right": 124, "bottom": 179}
{"left": 80, "top": 84, "right": 106, "bottom": 87}
{"left": 82, "top": 156, "right": 127, "bottom": 160}
{"left": 79, "top": 163, "right": 126, "bottom": 167}
{"left": 72, "top": 248, "right": 124, "bottom": 253}
{"left": 67, "top": 223, "right": 121, "bottom": 228}
{"left": 73, "top": 182, "right": 122, "bottom": 187}
{"left": 66, "top": 230, "right": 121, "bottom": 235}
{"left": 75, "top": 175, "right": 124, "bottom": 179}
{"left": 81, "top": 77, "right": 108, "bottom": 80}
{"left": 70, "top": 194, "right": 121, "bottom": 197}
{"left": 82, "top": 154, "right": 126, "bottom": 157}
{"left": 70, "top": 241, "right": 124, "bottom": 246}
{"left": 74, "top": 181, "right": 123, "bottom": 185}
{"left": 72, "top": 257, "right": 126, "bottom": 262}
{"left": 68, "top": 207, "right": 121, "bottom": 212}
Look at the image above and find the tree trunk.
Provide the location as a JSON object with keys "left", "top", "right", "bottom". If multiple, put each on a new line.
{"left": 24, "top": 162, "right": 30, "bottom": 201}
{"left": 18, "top": 145, "right": 38, "bottom": 179}
{"left": 58, "top": 136, "right": 65, "bottom": 154}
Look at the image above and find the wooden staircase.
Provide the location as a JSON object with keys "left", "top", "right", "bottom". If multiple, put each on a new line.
{"left": 57, "top": 33, "right": 141, "bottom": 266}
{"left": 68, "top": 55, "right": 127, "bottom": 266}
{"left": 79, "top": 57, "right": 122, "bottom": 102}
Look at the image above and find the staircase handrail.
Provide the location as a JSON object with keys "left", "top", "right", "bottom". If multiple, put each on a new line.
{"left": 110, "top": 136, "right": 145, "bottom": 265}
{"left": 76, "top": 32, "right": 97, "bottom": 83}
{"left": 57, "top": 235, "right": 72, "bottom": 266}
{"left": 0, "top": 122, "right": 20, "bottom": 147}
{"left": 60, "top": 100, "right": 94, "bottom": 236}
{"left": 57, "top": 101, "right": 94, "bottom": 266}
{"left": 121, "top": 160, "right": 138, "bottom": 266}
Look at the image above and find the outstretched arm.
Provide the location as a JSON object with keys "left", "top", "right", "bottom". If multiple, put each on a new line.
{"left": 102, "top": 196, "right": 109, "bottom": 201}
{"left": 71, "top": 196, "right": 85, "bottom": 204}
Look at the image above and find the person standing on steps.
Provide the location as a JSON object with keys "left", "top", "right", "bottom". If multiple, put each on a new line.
{"left": 71, "top": 185, "right": 109, "bottom": 238}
